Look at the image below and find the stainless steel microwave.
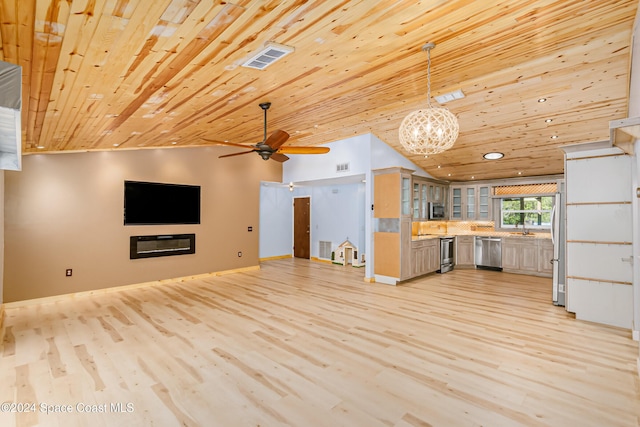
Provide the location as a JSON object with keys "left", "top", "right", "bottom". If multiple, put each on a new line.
{"left": 428, "top": 202, "right": 446, "bottom": 220}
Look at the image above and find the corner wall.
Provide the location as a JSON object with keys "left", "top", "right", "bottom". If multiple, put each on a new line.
{"left": 630, "top": 5, "right": 640, "bottom": 371}
{"left": 0, "top": 170, "right": 4, "bottom": 331}
{"left": 3, "top": 147, "right": 281, "bottom": 302}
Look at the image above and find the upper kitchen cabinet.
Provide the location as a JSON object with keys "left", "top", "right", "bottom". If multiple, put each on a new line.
{"left": 374, "top": 168, "right": 414, "bottom": 218}
{"left": 450, "top": 184, "right": 492, "bottom": 220}
{"left": 429, "top": 182, "right": 447, "bottom": 204}
{"left": 412, "top": 179, "right": 427, "bottom": 220}
{"left": 412, "top": 177, "right": 449, "bottom": 220}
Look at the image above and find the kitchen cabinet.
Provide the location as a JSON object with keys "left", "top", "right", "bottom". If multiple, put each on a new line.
{"left": 429, "top": 182, "right": 447, "bottom": 205}
{"left": 451, "top": 187, "right": 463, "bottom": 219}
{"left": 411, "top": 238, "right": 439, "bottom": 277}
{"left": 412, "top": 179, "right": 430, "bottom": 220}
{"left": 373, "top": 168, "right": 414, "bottom": 285}
{"left": 502, "top": 237, "right": 552, "bottom": 277}
{"left": 478, "top": 186, "right": 491, "bottom": 220}
{"left": 450, "top": 184, "right": 491, "bottom": 220}
{"left": 538, "top": 239, "right": 554, "bottom": 276}
{"left": 412, "top": 177, "right": 448, "bottom": 220}
{"left": 401, "top": 175, "right": 411, "bottom": 217}
{"left": 374, "top": 168, "right": 413, "bottom": 219}
{"left": 455, "top": 236, "right": 475, "bottom": 267}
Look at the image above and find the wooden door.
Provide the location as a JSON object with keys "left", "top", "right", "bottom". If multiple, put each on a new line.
{"left": 293, "top": 197, "right": 310, "bottom": 259}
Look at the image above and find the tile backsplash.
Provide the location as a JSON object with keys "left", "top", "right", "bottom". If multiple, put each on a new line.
{"left": 413, "top": 221, "right": 496, "bottom": 236}
{"left": 412, "top": 220, "right": 551, "bottom": 238}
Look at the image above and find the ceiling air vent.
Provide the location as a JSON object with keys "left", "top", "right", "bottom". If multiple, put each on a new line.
{"left": 434, "top": 89, "right": 465, "bottom": 104}
{"left": 242, "top": 42, "right": 294, "bottom": 70}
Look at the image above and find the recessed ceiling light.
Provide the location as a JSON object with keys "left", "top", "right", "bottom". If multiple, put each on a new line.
{"left": 437, "top": 165, "right": 441, "bottom": 169}
{"left": 447, "top": 173, "right": 451, "bottom": 177}
{"left": 37, "top": 146, "right": 45, "bottom": 149}
{"left": 538, "top": 98, "right": 547, "bottom": 103}
{"left": 550, "top": 135, "right": 558, "bottom": 139}
{"left": 483, "top": 152, "right": 504, "bottom": 160}
{"left": 113, "top": 143, "right": 119, "bottom": 147}
{"left": 518, "top": 171, "right": 522, "bottom": 175}
{"left": 545, "top": 118, "right": 553, "bottom": 123}
{"left": 471, "top": 176, "right": 475, "bottom": 179}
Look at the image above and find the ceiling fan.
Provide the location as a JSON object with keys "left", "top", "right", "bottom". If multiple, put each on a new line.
{"left": 207, "top": 102, "right": 330, "bottom": 162}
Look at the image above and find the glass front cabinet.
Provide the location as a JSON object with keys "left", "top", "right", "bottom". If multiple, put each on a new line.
{"left": 412, "top": 178, "right": 448, "bottom": 220}
{"left": 450, "top": 184, "right": 492, "bottom": 220}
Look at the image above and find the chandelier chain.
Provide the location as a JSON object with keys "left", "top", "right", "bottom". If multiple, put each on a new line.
{"left": 426, "top": 46, "right": 432, "bottom": 108}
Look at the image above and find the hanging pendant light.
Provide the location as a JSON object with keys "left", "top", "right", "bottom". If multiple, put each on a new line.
{"left": 399, "top": 42, "right": 459, "bottom": 155}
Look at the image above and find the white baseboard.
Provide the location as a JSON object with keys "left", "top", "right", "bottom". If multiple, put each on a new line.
{"left": 374, "top": 274, "right": 398, "bottom": 285}
{"left": 633, "top": 330, "right": 639, "bottom": 341}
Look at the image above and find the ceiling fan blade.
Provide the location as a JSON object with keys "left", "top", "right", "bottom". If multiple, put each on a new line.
{"left": 218, "top": 150, "right": 256, "bottom": 159}
{"left": 264, "top": 130, "right": 289, "bottom": 150}
{"left": 277, "top": 146, "right": 330, "bottom": 154}
{"left": 203, "top": 138, "right": 255, "bottom": 149}
{"left": 270, "top": 153, "right": 289, "bottom": 162}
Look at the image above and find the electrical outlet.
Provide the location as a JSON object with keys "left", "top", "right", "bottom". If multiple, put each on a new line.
{"left": 65, "top": 269, "right": 73, "bottom": 277}
{"left": 237, "top": 251, "right": 242, "bottom": 257}
{"left": 248, "top": 226, "right": 253, "bottom": 232}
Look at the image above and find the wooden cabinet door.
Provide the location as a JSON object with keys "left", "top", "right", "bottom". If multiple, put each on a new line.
{"left": 451, "top": 187, "right": 462, "bottom": 219}
{"left": 420, "top": 183, "right": 428, "bottom": 219}
{"left": 411, "top": 245, "right": 426, "bottom": 277}
{"left": 520, "top": 244, "right": 538, "bottom": 272}
{"left": 478, "top": 186, "right": 491, "bottom": 220}
{"left": 465, "top": 186, "right": 476, "bottom": 219}
{"left": 456, "top": 237, "right": 475, "bottom": 266}
{"left": 374, "top": 173, "right": 400, "bottom": 218}
{"left": 374, "top": 232, "right": 400, "bottom": 277}
{"left": 538, "top": 240, "right": 554, "bottom": 275}
{"left": 412, "top": 181, "right": 420, "bottom": 219}
{"left": 502, "top": 240, "right": 520, "bottom": 270}
{"left": 427, "top": 242, "right": 439, "bottom": 272}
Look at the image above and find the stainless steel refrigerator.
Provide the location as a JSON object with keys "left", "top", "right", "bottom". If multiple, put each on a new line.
{"left": 551, "top": 184, "right": 566, "bottom": 306}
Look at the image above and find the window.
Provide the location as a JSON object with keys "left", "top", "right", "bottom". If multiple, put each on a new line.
{"left": 500, "top": 196, "right": 554, "bottom": 229}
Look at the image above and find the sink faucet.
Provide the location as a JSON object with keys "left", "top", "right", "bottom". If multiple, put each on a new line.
{"left": 516, "top": 221, "right": 529, "bottom": 235}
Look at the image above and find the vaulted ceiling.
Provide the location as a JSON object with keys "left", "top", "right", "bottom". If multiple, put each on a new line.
{"left": 0, "top": 0, "right": 637, "bottom": 181}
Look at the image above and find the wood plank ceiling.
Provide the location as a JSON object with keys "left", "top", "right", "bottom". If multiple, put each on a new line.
{"left": 0, "top": 0, "right": 637, "bottom": 181}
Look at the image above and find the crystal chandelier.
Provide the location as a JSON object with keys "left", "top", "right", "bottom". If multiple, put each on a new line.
{"left": 399, "top": 42, "right": 459, "bottom": 155}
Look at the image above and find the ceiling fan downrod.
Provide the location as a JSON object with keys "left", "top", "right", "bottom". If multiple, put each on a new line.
{"left": 259, "top": 102, "right": 271, "bottom": 143}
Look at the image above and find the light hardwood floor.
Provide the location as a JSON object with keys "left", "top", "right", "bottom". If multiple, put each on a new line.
{"left": 1, "top": 258, "right": 639, "bottom": 426}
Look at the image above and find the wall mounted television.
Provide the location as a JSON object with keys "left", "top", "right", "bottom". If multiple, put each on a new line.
{"left": 124, "top": 180, "right": 201, "bottom": 225}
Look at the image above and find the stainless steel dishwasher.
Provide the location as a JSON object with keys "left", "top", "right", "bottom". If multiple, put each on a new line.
{"left": 475, "top": 236, "right": 502, "bottom": 270}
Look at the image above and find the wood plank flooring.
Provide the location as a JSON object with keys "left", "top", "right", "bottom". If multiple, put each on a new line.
{"left": 1, "top": 258, "right": 639, "bottom": 426}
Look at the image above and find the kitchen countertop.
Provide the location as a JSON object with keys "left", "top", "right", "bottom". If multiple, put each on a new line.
{"left": 412, "top": 231, "right": 552, "bottom": 241}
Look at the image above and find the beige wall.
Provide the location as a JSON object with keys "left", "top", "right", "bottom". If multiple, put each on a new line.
{"left": 3, "top": 147, "right": 281, "bottom": 302}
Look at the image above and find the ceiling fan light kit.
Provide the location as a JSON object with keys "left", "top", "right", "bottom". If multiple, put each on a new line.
{"left": 399, "top": 42, "right": 459, "bottom": 156}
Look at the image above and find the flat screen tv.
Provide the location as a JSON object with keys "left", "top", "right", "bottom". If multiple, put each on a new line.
{"left": 124, "top": 180, "right": 201, "bottom": 225}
